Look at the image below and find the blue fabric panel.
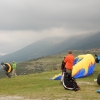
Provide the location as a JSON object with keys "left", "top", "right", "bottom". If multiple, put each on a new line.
{"left": 85, "top": 64, "right": 95, "bottom": 76}
{"left": 54, "top": 76, "right": 62, "bottom": 80}
{"left": 73, "top": 69, "right": 85, "bottom": 78}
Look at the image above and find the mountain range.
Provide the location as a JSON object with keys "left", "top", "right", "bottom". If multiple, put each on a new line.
{"left": 0, "top": 32, "right": 100, "bottom": 63}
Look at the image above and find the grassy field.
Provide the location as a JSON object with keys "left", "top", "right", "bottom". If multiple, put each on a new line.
{"left": 0, "top": 50, "right": 100, "bottom": 100}
{"left": 0, "top": 63, "right": 100, "bottom": 100}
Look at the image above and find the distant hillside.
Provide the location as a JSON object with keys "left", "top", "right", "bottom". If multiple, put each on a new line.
{"left": 0, "top": 32, "right": 100, "bottom": 62}
{"left": 0, "top": 49, "right": 100, "bottom": 78}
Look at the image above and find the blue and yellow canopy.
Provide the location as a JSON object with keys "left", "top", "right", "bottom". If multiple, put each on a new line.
{"left": 51, "top": 54, "right": 96, "bottom": 80}
{"left": 72, "top": 54, "right": 95, "bottom": 78}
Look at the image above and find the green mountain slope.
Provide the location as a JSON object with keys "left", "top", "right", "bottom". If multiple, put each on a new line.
{"left": 0, "top": 65, "right": 100, "bottom": 100}
{"left": 1, "top": 50, "right": 100, "bottom": 78}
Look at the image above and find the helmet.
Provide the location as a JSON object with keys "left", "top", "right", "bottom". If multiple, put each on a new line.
{"left": 1, "top": 62, "right": 4, "bottom": 65}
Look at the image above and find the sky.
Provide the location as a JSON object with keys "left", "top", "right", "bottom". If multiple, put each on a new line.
{"left": 0, "top": 0, "right": 100, "bottom": 55}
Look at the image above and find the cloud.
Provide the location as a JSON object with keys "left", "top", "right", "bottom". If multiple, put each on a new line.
{"left": 0, "top": 0, "right": 100, "bottom": 31}
{"left": 0, "top": 28, "right": 76, "bottom": 55}
{"left": 0, "top": 0, "right": 100, "bottom": 55}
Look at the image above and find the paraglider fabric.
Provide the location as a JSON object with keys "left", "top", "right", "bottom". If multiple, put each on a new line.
{"left": 72, "top": 54, "right": 95, "bottom": 78}
{"left": 5, "top": 63, "right": 12, "bottom": 73}
{"left": 52, "top": 54, "right": 96, "bottom": 80}
{"left": 97, "top": 89, "right": 100, "bottom": 93}
{"left": 98, "top": 56, "right": 100, "bottom": 60}
{"left": 98, "top": 56, "right": 100, "bottom": 65}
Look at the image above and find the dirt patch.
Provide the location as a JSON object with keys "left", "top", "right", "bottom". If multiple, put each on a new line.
{"left": 0, "top": 96, "right": 33, "bottom": 100}
{"left": 78, "top": 81, "right": 95, "bottom": 85}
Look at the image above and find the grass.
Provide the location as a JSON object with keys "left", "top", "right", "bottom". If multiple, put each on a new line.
{"left": 0, "top": 51, "right": 100, "bottom": 99}
{"left": 0, "top": 63, "right": 100, "bottom": 100}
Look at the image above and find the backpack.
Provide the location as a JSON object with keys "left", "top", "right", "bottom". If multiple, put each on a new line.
{"left": 62, "top": 72, "right": 80, "bottom": 91}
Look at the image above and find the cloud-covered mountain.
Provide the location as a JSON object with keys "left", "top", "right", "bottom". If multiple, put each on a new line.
{"left": 0, "top": 32, "right": 100, "bottom": 63}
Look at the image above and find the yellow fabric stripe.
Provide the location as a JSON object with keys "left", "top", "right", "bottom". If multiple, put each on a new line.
{"left": 6, "top": 63, "right": 12, "bottom": 73}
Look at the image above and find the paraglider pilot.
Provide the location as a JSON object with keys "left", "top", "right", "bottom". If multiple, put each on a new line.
{"left": 1, "top": 62, "right": 13, "bottom": 78}
{"left": 61, "top": 56, "right": 66, "bottom": 83}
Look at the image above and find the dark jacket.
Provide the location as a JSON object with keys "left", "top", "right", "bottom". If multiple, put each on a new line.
{"left": 61, "top": 60, "right": 66, "bottom": 72}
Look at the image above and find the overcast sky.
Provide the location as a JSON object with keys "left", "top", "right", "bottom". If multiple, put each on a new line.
{"left": 0, "top": 0, "right": 100, "bottom": 55}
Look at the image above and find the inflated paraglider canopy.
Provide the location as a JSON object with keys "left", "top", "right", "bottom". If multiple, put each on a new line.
{"left": 51, "top": 54, "right": 96, "bottom": 80}
{"left": 72, "top": 54, "right": 96, "bottom": 78}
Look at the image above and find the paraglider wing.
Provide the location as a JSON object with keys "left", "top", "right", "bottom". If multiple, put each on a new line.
{"left": 72, "top": 54, "right": 96, "bottom": 78}
{"left": 51, "top": 54, "right": 96, "bottom": 80}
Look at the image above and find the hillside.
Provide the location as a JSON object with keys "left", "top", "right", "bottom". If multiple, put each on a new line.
{"left": 0, "top": 49, "right": 100, "bottom": 78}
{"left": 16, "top": 49, "right": 100, "bottom": 76}
{"left": 0, "top": 32, "right": 100, "bottom": 63}
{"left": 0, "top": 65, "right": 100, "bottom": 100}
{"left": 0, "top": 50, "right": 100, "bottom": 99}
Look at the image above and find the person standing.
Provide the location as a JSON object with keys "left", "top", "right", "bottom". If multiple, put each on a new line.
{"left": 64, "top": 50, "right": 74, "bottom": 77}
{"left": 1, "top": 62, "right": 13, "bottom": 78}
{"left": 12, "top": 61, "right": 17, "bottom": 76}
{"left": 61, "top": 56, "right": 66, "bottom": 83}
